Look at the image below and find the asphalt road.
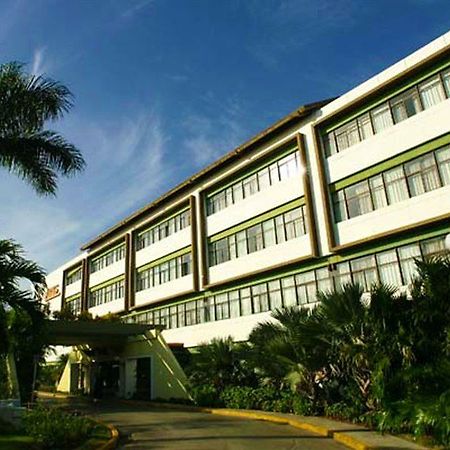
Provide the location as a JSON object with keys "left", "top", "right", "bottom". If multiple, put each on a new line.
{"left": 83, "top": 402, "right": 348, "bottom": 450}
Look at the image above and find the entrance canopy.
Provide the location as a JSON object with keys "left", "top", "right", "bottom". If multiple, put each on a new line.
{"left": 44, "top": 320, "right": 164, "bottom": 346}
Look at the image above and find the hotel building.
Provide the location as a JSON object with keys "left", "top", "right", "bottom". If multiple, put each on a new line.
{"left": 46, "top": 32, "right": 450, "bottom": 356}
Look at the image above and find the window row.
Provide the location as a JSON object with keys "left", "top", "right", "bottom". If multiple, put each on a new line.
{"left": 323, "top": 67, "right": 450, "bottom": 157}
{"left": 125, "top": 235, "right": 447, "bottom": 329}
{"left": 136, "top": 253, "right": 192, "bottom": 292}
{"left": 208, "top": 206, "right": 307, "bottom": 267}
{"left": 136, "top": 210, "right": 190, "bottom": 251}
{"left": 90, "top": 244, "right": 125, "bottom": 274}
{"left": 65, "top": 268, "right": 82, "bottom": 286}
{"left": 88, "top": 279, "right": 125, "bottom": 308}
{"left": 65, "top": 295, "right": 81, "bottom": 314}
{"left": 333, "top": 145, "right": 450, "bottom": 222}
{"left": 207, "top": 151, "right": 301, "bottom": 216}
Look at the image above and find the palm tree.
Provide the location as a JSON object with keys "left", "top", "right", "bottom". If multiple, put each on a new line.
{"left": 0, "top": 62, "right": 85, "bottom": 195}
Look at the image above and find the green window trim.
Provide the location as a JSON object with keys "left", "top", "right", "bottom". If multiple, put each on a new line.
{"left": 207, "top": 143, "right": 299, "bottom": 198}
{"left": 136, "top": 246, "right": 192, "bottom": 273}
{"left": 208, "top": 197, "right": 306, "bottom": 243}
{"left": 90, "top": 242, "right": 125, "bottom": 264}
{"left": 89, "top": 274, "right": 125, "bottom": 292}
{"left": 65, "top": 293, "right": 81, "bottom": 302}
{"left": 323, "top": 57, "right": 450, "bottom": 134}
{"left": 136, "top": 206, "right": 190, "bottom": 237}
{"left": 330, "top": 132, "right": 450, "bottom": 192}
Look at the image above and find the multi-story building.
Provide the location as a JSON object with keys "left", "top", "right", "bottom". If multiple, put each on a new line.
{"left": 46, "top": 31, "right": 450, "bottom": 355}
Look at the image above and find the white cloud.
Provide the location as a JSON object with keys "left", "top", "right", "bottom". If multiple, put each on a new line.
{"left": 120, "top": 0, "right": 154, "bottom": 19}
{"left": 31, "top": 46, "right": 50, "bottom": 76}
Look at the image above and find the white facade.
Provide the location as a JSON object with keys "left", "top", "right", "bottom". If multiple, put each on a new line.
{"left": 46, "top": 31, "right": 450, "bottom": 348}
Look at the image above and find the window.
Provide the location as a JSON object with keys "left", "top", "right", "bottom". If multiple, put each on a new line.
{"left": 322, "top": 66, "right": 450, "bottom": 156}
{"left": 333, "top": 262, "right": 352, "bottom": 288}
{"left": 384, "top": 167, "right": 409, "bottom": 204}
{"left": 419, "top": 75, "right": 446, "bottom": 109}
{"left": 316, "top": 267, "right": 332, "bottom": 293}
{"left": 295, "top": 271, "right": 317, "bottom": 304}
{"left": 421, "top": 237, "right": 446, "bottom": 259}
{"left": 350, "top": 256, "right": 378, "bottom": 291}
{"left": 88, "top": 279, "right": 124, "bottom": 308}
{"left": 436, "top": 146, "right": 450, "bottom": 185}
{"left": 180, "top": 254, "right": 191, "bottom": 276}
{"left": 66, "top": 268, "right": 82, "bottom": 286}
{"left": 345, "top": 180, "right": 373, "bottom": 219}
{"left": 281, "top": 277, "right": 297, "bottom": 307}
{"left": 262, "top": 219, "right": 276, "bottom": 247}
{"left": 240, "top": 288, "right": 252, "bottom": 315}
{"left": 369, "top": 175, "right": 388, "bottom": 209}
{"left": 236, "top": 231, "right": 247, "bottom": 258}
{"left": 215, "top": 293, "right": 230, "bottom": 320}
{"left": 229, "top": 291, "right": 241, "bottom": 318}
{"left": 252, "top": 284, "right": 269, "bottom": 313}
{"left": 398, "top": 244, "right": 421, "bottom": 285}
{"left": 335, "top": 120, "right": 360, "bottom": 150}
{"left": 376, "top": 250, "right": 402, "bottom": 286}
{"left": 371, "top": 103, "right": 393, "bottom": 133}
{"left": 66, "top": 296, "right": 81, "bottom": 314}
{"left": 137, "top": 210, "right": 190, "bottom": 250}
{"left": 284, "top": 208, "right": 304, "bottom": 239}
{"left": 404, "top": 153, "right": 440, "bottom": 196}
{"left": 268, "top": 280, "right": 283, "bottom": 309}
{"left": 391, "top": 87, "right": 422, "bottom": 123}
{"left": 333, "top": 190, "right": 347, "bottom": 222}
{"left": 206, "top": 151, "right": 299, "bottom": 215}
{"left": 247, "top": 224, "right": 264, "bottom": 254}
{"left": 90, "top": 244, "right": 125, "bottom": 273}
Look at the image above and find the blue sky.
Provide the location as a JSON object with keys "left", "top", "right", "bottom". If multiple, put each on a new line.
{"left": 0, "top": 0, "right": 449, "bottom": 272}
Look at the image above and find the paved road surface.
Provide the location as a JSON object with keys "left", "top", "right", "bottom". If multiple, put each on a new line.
{"left": 83, "top": 402, "right": 347, "bottom": 450}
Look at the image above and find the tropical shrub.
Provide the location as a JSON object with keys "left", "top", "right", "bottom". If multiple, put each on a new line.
{"left": 190, "top": 385, "right": 223, "bottom": 407}
{"left": 23, "top": 406, "right": 94, "bottom": 449}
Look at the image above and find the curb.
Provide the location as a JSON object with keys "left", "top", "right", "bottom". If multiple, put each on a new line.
{"left": 126, "top": 401, "right": 428, "bottom": 450}
{"left": 90, "top": 418, "right": 119, "bottom": 450}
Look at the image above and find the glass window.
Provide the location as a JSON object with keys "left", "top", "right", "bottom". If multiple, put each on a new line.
{"left": 243, "top": 174, "right": 258, "bottom": 198}
{"left": 275, "top": 216, "right": 286, "bottom": 243}
{"left": 247, "top": 224, "right": 264, "bottom": 253}
{"left": 233, "top": 182, "right": 244, "bottom": 203}
{"left": 391, "top": 87, "right": 422, "bottom": 123}
{"left": 333, "top": 190, "right": 347, "bottom": 222}
{"left": 268, "top": 280, "right": 282, "bottom": 310}
{"left": 262, "top": 219, "right": 276, "bottom": 247}
{"left": 215, "top": 293, "right": 230, "bottom": 320}
{"left": 323, "top": 132, "right": 337, "bottom": 157}
{"left": 180, "top": 254, "right": 191, "bottom": 276}
{"left": 269, "top": 162, "right": 279, "bottom": 184}
{"left": 335, "top": 120, "right": 360, "bottom": 151}
{"left": 229, "top": 291, "right": 241, "bottom": 318}
{"left": 295, "top": 271, "right": 317, "bottom": 304}
{"left": 281, "top": 277, "right": 297, "bottom": 307}
{"left": 316, "top": 267, "right": 332, "bottom": 293}
{"left": 442, "top": 68, "right": 450, "bottom": 97}
{"left": 169, "top": 259, "right": 177, "bottom": 280}
{"left": 421, "top": 237, "right": 446, "bottom": 259}
{"left": 284, "top": 208, "right": 303, "bottom": 240}
{"left": 384, "top": 167, "right": 409, "bottom": 204}
{"left": 177, "top": 304, "right": 186, "bottom": 327}
{"left": 258, "top": 167, "right": 271, "bottom": 190}
{"left": 398, "top": 244, "right": 421, "bottom": 285}
{"left": 345, "top": 180, "right": 373, "bottom": 219}
{"left": 333, "top": 262, "right": 352, "bottom": 289}
{"left": 418, "top": 75, "right": 446, "bottom": 109}
{"left": 240, "top": 288, "right": 252, "bottom": 315}
{"left": 376, "top": 250, "right": 402, "bottom": 286}
{"left": 252, "top": 283, "right": 269, "bottom": 313}
{"left": 236, "top": 231, "right": 247, "bottom": 257}
{"left": 350, "top": 255, "right": 378, "bottom": 291}
{"left": 436, "top": 146, "right": 450, "bottom": 185}
{"left": 278, "top": 153, "right": 298, "bottom": 180}
{"left": 371, "top": 103, "right": 393, "bottom": 134}
{"left": 160, "top": 262, "right": 169, "bottom": 284}
{"left": 369, "top": 175, "right": 388, "bottom": 210}
{"left": 229, "top": 235, "right": 237, "bottom": 260}
{"left": 404, "top": 153, "right": 440, "bottom": 197}
{"left": 357, "top": 113, "right": 373, "bottom": 140}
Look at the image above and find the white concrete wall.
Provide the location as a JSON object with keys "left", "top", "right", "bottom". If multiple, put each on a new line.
{"left": 135, "top": 227, "right": 191, "bottom": 268}
{"left": 65, "top": 280, "right": 82, "bottom": 298}
{"left": 327, "top": 99, "right": 450, "bottom": 183}
{"left": 207, "top": 177, "right": 304, "bottom": 236}
{"left": 89, "top": 259, "right": 125, "bottom": 288}
{"left": 336, "top": 184, "right": 450, "bottom": 246}
{"left": 134, "top": 275, "right": 193, "bottom": 308}
{"left": 208, "top": 235, "right": 311, "bottom": 285}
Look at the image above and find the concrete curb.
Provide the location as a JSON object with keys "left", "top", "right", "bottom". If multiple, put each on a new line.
{"left": 129, "top": 401, "right": 428, "bottom": 450}
{"left": 95, "top": 419, "right": 119, "bottom": 450}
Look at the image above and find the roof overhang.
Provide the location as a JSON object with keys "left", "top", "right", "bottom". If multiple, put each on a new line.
{"left": 44, "top": 320, "right": 164, "bottom": 346}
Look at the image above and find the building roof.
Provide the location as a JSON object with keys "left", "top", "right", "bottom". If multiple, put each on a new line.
{"left": 81, "top": 98, "right": 334, "bottom": 251}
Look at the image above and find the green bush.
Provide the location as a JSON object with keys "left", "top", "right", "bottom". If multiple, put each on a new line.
{"left": 23, "top": 406, "right": 94, "bottom": 449}
{"left": 220, "top": 386, "right": 257, "bottom": 409}
{"left": 191, "top": 385, "right": 223, "bottom": 407}
{"left": 292, "top": 395, "right": 317, "bottom": 416}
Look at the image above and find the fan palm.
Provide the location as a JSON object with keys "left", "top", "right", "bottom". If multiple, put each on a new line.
{"left": 0, "top": 62, "right": 84, "bottom": 195}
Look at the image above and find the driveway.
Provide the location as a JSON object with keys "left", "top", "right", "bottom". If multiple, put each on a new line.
{"left": 83, "top": 402, "right": 347, "bottom": 450}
